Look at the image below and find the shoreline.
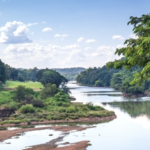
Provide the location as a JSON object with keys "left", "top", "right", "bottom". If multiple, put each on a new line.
{"left": 77, "top": 82, "right": 150, "bottom": 98}
{"left": 0, "top": 115, "right": 116, "bottom": 127}
{"left": 27, "top": 141, "right": 90, "bottom": 150}
{"left": 0, "top": 126, "right": 91, "bottom": 150}
{"left": 0, "top": 126, "right": 93, "bottom": 142}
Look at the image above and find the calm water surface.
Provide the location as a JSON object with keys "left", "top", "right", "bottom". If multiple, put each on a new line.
{"left": 1, "top": 81, "right": 150, "bottom": 150}
{"left": 65, "top": 81, "right": 150, "bottom": 150}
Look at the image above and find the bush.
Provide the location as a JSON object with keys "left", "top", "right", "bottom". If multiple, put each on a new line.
{"left": 7, "top": 102, "right": 18, "bottom": 111}
{"left": 14, "top": 86, "right": 26, "bottom": 101}
{"left": 19, "top": 104, "right": 35, "bottom": 113}
{"left": 32, "top": 99, "right": 44, "bottom": 108}
{"left": 25, "top": 88, "right": 35, "bottom": 96}
{"left": 86, "top": 102, "right": 96, "bottom": 110}
{"left": 66, "top": 106, "right": 77, "bottom": 113}
{"left": 58, "top": 107, "right": 66, "bottom": 112}
{"left": 25, "top": 95, "right": 34, "bottom": 103}
{"left": 41, "top": 83, "right": 58, "bottom": 99}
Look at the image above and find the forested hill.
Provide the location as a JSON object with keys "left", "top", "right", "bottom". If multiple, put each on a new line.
{"left": 52, "top": 67, "right": 85, "bottom": 81}
{"left": 76, "top": 66, "right": 150, "bottom": 95}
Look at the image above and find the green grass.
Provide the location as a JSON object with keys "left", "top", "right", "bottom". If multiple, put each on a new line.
{"left": 0, "top": 91, "right": 13, "bottom": 105}
{"left": 6, "top": 81, "right": 43, "bottom": 89}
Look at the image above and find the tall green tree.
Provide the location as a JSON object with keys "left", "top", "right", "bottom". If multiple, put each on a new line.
{"left": 36, "top": 69, "right": 68, "bottom": 87}
{"left": 0, "top": 59, "right": 6, "bottom": 83}
{"left": 107, "top": 13, "right": 150, "bottom": 85}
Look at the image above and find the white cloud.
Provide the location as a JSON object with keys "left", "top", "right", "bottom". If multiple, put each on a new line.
{"left": 85, "top": 39, "right": 96, "bottom": 43}
{"left": 1, "top": 43, "right": 124, "bottom": 68}
{"left": 31, "top": 32, "right": 34, "bottom": 35}
{"left": 27, "top": 22, "right": 38, "bottom": 27}
{"left": 2, "top": 43, "right": 83, "bottom": 68}
{"left": 62, "top": 43, "right": 79, "bottom": 50}
{"left": 0, "top": 21, "right": 32, "bottom": 44}
{"left": 42, "top": 21, "right": 46, "bottom": 24}
{"left": 85, "top": 47, "right": 92, "bottom": 51}
{"left": 54, "top": 34, "right": 69, "bottom": 38}
{"left": 92, "top": 46, "right": 116, "bottom": 57}
{"left": 112, "top": 35, "right": 124, "bottom": 40}
{"left": 77, "top": 37, "right": 84, "bottom": 43}
{"left": 42, "top": 27, "right": 52, "bottom": 32}
{"left": 129, "top": 34, "right": 138, "bottom": 39}
{"left": 116, "top": 44, "right": 125, "bottom": 49}
{"left": 89, "top": 45, "right": 122, "bottom": 67}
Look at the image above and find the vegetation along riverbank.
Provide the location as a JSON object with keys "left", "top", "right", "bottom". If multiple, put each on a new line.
{"left": 0, "top": 60, "right": 116, "bottom": 126}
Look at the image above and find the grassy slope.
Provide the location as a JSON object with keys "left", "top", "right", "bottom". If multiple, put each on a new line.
{"left": 6, "top": 81, "right": 43, "bottom": 89}
{"left": 0, "top": 91, "right": 13, "bottom": 105}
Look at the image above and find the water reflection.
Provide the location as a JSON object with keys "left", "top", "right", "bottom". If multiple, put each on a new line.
{"left": 67, "top": 81, "right": 150, "bottom": 150}
{"left": 102, "top": 101, "right": 150, "bottom": 119}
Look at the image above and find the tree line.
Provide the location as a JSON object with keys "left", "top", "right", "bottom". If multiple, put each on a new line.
{"left": 76, "top": 65, "right": 150, "bottom": 95}
{"left": 0, "top": 59, "right": 68, "bottom": 93}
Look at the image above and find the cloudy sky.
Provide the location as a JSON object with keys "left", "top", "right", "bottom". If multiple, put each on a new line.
{"left": 0, "top": 0, "right": 150, "bottom": 69}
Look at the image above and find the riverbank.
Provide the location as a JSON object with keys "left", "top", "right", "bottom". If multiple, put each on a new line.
{"left": 0, "top": 115, "right": 116, "bottom": 127}
{"left": 122, "top": 90, "right": 150, "bottom": 98}
{"left": 0, "top": 125, "right": 91, "bottom": 150}
{"left": 0, "top": 126, "right": 93, "bottom": 142}
{"left": 27, "top": 141, "right": 90, "bottom": 150}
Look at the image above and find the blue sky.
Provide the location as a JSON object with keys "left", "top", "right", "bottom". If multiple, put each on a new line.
{"left": 0, "top": 0, "right": 150, "bottom": 68}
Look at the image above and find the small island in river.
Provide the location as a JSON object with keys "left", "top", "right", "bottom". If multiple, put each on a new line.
{"left": 0, "top": 82, "right": 116, "bottom": 126}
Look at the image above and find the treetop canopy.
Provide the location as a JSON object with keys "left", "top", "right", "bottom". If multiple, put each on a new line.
{"left": 107, "top": 13, "right": 150, "bottom": 85}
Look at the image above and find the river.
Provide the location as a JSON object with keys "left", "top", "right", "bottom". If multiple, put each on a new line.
{"left": 65, "top": 81, "right": 150, "bottom": 150}
{"left": 1, "top": 81, "right": 150, "bottom": 150}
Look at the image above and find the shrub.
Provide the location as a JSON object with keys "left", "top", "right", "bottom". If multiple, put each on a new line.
{"left": 14, "top": 86, "right": 26, "bottom": 101}
{"left": 62, "top": 103, "right": 70, "bottom": 107}
{"left": 32, "top": 99, "right": 44, "bottom": 108}
{"left": 57, "top": 102, "right": 62, "bottom": 106}
{"left": 95, "top": 106, "right": 104, "bottom": 111}
{"left": 58, "top": 107, "right": 66, "bottom": 112}
{"left": 66, "top": 106, "right": 77, "bottom": 113}
{"left": 41, "top": 83, "right": 58, "bottom": 99}
{"left": 25, "top": 95, "right": 34, "bottom": 103}
{"left": 7, "top": 102, "right": 18, "bottom": 111}
{"left": 69, "top": 115, "right": 79, "bottom": 119}
{"left": 86, "top": 102, "right": 96, "bottom": 110}
{"left": 25, "top": 88, "right": 35, "bottom": 96}
{"left": 46, "top": 115, "right": 51, "bottom": 120}
{"left": 19, "top": 104, "right": 35, "bottom": 113}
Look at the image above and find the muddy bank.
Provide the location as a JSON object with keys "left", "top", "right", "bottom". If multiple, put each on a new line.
{"left": 0, "top": 126, "right": 92, "bottom": 142}
{"left": 27, "top": 141, "right": 89, "bottom": 150}
{"left": 0, "top": 115, "right": 116, "bottom": 127}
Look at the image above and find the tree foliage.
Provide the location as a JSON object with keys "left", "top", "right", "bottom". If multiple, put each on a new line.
{"left": 0, "top": 59, "right": 6, "bottom": 83}
{"left": 76, "top": 66, "right": 119, "bottom": 87}
{"left": 107, "top": 13, "right": 150, "bottom": 85}
{"left": 40, "top": 83, "right": 58, "bottom": 99}
{"left": 36, "top": 69, "right": 68, "bottom": 87}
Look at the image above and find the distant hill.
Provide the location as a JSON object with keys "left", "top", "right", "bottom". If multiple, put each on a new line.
{"left": 52, "top": 67, "right": 86, "bottom": 81}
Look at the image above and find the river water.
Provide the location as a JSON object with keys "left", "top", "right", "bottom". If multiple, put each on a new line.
{"left": 64, "top": 81, "right": 150, "bottom": 150}
{"left": 1, "top": 81, "right": 150, "bottom": 150}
